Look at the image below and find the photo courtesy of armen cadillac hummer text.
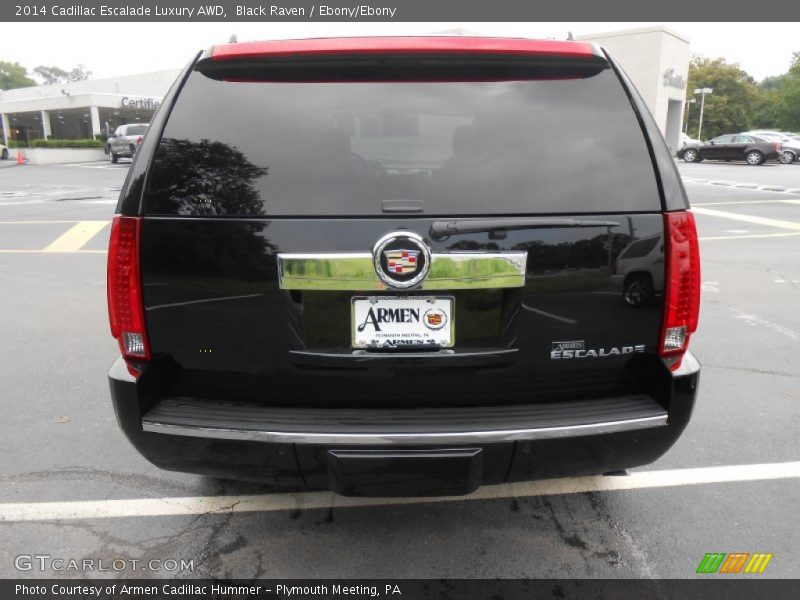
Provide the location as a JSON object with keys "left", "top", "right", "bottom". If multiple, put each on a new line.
{"left": 107, "top": 36, "right": 701, "bottom": 498}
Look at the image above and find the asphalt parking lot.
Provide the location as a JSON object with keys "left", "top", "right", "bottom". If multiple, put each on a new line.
{"left": 0, "top": 158, "right": 798, "bottom": 579}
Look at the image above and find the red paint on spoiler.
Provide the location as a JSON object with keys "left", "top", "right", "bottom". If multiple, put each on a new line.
{"left": 210, "top": 37, "right": 600, "bottom": 61}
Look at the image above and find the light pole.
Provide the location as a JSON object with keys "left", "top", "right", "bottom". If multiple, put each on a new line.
{"left": 683, "top": 98, "right": 696, "bottom": 134}
{"left": 694, "top": 87, "right": 713, "bottom": 140}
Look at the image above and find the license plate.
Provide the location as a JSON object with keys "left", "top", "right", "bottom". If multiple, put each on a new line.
{"left": 352, "top": 296, "right": 454, "bottom": 349}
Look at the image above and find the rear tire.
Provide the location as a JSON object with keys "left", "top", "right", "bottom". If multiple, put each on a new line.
{"left": 682, "top": 148, "right": 698, "bottom": 163}
{"left": 780, "top": 150, "right": 796, "bottom": 164}
{"left": 746, "top": 150, "right": 764, "bottom": 166}
{"left": 108, "top": 146, "right": 118, "bottom": 164}
{"left": 623, "top": 274, "right": 653, "bottom": 307}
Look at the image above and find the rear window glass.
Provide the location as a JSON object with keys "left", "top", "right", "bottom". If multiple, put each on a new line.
{"left": 125, "top": 125, "right": 148, "bottom": 135}
{"left": 145, "top": 66, "right": 660, "bottom": 216}
{"left": 619, "top": 236, "right": 660, "bottom": 259}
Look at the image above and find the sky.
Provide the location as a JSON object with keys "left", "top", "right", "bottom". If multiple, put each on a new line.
{"left": 1, "top": 22, "right": 798, "bottom": 83}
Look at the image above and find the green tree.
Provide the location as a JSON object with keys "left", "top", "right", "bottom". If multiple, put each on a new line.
{"left": 774, "top": 52, "right": 800, "bottom": 130}
{"left": 0, "top": 61, "right": 36, "bottom": 90}
{"left": 752, "top": 88, "right": 781, "bottom": 129}
{"left": 686, "top": 57, "right": 759, "bottom": 140}
{"left": 33, "top": 64, "right": 91, "bottom": 84}
{"left": 67, "top": 64, "right": 91, "bottom": 81}
{"left": 759, "top": 75, "right": 785, "bottom": 91}
{"left": 791, "top": 51, "right": 800, "bottom": 71}
{"left": 777, "top": 77, "right": 800, "bottom": 130}
{"left": 34, "top": 65, "right": 69, "bottom": 84}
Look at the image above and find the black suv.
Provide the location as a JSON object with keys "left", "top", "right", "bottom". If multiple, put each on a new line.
{"left": 108, "top": 37, "right": 701, "bottom": 497}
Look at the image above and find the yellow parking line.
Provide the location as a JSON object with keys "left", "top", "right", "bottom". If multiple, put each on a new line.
{"left": 0, "top": 249, "right": 107, "bottom": 254}
{"left": 692, "top": 206, "right": 800, "bottom": 231}
{"left": 0, "top": 220, "right": 95, "bottom": 224}
{"left": 42, "top": 220, "right": 109, "bottom": 253}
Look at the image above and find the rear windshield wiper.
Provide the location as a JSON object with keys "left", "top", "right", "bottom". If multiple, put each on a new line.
{"left": 430, "top": 218, "right": 620, "bottom": 240}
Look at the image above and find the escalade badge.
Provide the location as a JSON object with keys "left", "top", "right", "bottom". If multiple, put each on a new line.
{"left": 373, "top": 231, "right": 431, "bottom": 289}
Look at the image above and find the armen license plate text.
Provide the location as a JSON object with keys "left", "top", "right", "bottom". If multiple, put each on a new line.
{"left": 352, "top": 296, "right": 454, "bottom": 349}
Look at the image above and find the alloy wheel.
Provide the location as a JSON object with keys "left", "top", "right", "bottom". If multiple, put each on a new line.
{"left": 746, "top": 151, "right": 763, "bottom": 165}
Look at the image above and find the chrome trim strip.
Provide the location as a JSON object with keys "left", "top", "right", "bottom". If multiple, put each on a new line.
{"left": 278, "top": 251, "right": 527, "bottom": 290}
{"left": 142, "top": 414, "right": 667, "bottom": 445}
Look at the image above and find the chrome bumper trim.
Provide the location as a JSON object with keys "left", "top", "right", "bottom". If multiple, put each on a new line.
{"left": 277, "top": 251, "right": 527, "bottom": 291}
{"left": 142, "top": 411, "right": 667, "bottom": 446}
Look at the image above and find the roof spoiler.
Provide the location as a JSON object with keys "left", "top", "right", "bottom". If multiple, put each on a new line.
{"left": 195, "top": 36, "right": 609, "bottom": 82}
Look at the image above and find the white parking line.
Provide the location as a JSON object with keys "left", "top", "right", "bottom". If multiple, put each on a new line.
{"left": 699, "top": 232, "right": 800, "bottom": 241}
{"left": 147, "top": 293, "right": 264, "bottom": 311}
{"left": 683, "top": 178, "right": 800, "bottom": 195}
{"left": 521, "top": 303, "right": 578, "bottom": 324}
{"left": 730, "top": 308, "right": 800, "bottom": 341}
{"left": 60, "top": 162, "right": 127, "bottom": 169}
{"left": 692, "top": 206, "right": 800, "bottom": 231}
{"left": 693, "top": 199, "right": 800, "bottom": 207}
{"left": 1, "top": 460, "right": 799, "bottom": 522}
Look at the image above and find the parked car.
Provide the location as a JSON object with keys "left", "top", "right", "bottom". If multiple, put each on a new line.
{"left": 742, "top": 130, "right": 799, "bottom": 163}
{"left": 676, "top": 132, "right": 699, "bottom": 153}
{"left": 611, "top": 235, "right": 664, "bottom": 307}
{"left": 106, "top": 123, "right": 149, "bottom": 163}
{"left": 0, "top": 142, "right": 8, "bottom": 160}
{"left": 107, "top": 37, "right": 701, "bottom": 497}
{"left": 677, "top": 133, "right": 781, "bottom": 165}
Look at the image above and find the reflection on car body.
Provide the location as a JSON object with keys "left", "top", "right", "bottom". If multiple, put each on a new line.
{"left": 612, "top": 234, "right": 664, "bottom": 307}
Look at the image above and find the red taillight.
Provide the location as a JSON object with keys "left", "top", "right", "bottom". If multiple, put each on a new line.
{"left": 107, "top": 216, "right": 150, "bottom": 377}
{"left": 660, "top": 211, "right": 701, "bottom": 370}
{"left": 774, "top": 142, "right": 781, "bottom": 152}
{"left": 137, "top": 136, "right": 143, "bottom": 145}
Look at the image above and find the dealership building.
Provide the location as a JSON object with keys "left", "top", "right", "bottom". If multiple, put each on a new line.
{"left": 577, "top": 26, "right": 691, "bottom": 152}
{"left": 0, "top": 69, "right": 177, "bottom": 145}
{"left": 1, "top": 26, "right": 690, "bottom": 151}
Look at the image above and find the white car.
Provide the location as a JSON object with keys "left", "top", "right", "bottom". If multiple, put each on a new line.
{"left": 677, "top": 132, "right": 700, "bottom": 154}
{"left": 742, "top": 130, "right": 799, "bottom": 163}
{"left": 611, "top": 234, "right": 664, "bottom": 307}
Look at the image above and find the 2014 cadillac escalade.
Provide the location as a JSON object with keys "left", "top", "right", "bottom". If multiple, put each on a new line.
{"left": 107, "top": 37, "right": 701, "bottom": 497}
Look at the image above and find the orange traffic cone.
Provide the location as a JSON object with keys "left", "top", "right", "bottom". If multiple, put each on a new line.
{"left": 16, "top": 150, "right": 25, "bottom": 165}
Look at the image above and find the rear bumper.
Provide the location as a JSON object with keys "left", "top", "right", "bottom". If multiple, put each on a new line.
{"left": 108, "top": 352, "right": 700, "bottom": 496}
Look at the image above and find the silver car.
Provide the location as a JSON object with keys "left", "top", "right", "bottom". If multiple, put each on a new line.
{"left": 106, "top": 123, "right": 149, "bottom": 163}
{"left": 742, "top": 130, "right": 799, "bottom": 163}
{"left": 611, "top": 234, "right": 664, "bottom": 307}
